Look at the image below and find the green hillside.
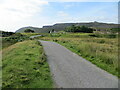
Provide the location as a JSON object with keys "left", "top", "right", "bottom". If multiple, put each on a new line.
{"left": 15, "top": 22, "right": 119, "bottom": 33}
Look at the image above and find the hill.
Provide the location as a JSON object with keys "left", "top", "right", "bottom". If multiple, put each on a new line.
{"left": 15, "top": 26, "right": 41, "bottom": 33}
{"left": 15, "top": 22, "right": 118, "bottom": 33}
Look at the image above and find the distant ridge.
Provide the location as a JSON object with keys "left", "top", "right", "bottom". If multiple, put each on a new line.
{"left": 15, "top": 22, "right": 118, "bottom": 33}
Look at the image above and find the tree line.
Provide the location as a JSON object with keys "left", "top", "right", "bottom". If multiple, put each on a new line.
{"left": 0, "top": 31, "right": 15, "bottom": 37}
{"left": 65, "top": 25, "right": 94, "bottom": 33}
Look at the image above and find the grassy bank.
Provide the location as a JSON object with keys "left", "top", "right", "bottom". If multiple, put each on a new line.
{"left": 2, "top": 40, "right": 53, "bottom": 88}
{"left": 39, "top": 33, "right": 119, "bottom": 77}
{"left": 2, "top": 33, "right": 29, "bottom": 50}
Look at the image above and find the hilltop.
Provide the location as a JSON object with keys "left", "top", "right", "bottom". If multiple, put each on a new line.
{"left": 15, "top": 22, "right": 118, "bottom": 33}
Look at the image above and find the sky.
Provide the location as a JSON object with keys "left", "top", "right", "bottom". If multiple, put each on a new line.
{"left": 0, "top": 0, "right": 119, "bottom": 32}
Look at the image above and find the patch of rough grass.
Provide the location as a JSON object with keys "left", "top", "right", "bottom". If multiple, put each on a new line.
{"left": 2, "top": 40, "right": 53, "bottom": 88}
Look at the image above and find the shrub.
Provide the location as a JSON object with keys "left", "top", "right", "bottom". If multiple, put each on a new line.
{"left": 24, "top": 29, "right": 34, "bottom": 33}
{"left": 65, "top": 25, "right": 94, "bottom": 33}
{"left": 99, "top": 40, "right": 105, "bottom": 44}
{"left": 107, "top": 34, "right": 116, "bottom": 38}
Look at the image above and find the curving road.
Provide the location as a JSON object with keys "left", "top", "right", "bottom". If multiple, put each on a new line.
{"left": 39, "top": 40, "right": 118, "bottom": 88}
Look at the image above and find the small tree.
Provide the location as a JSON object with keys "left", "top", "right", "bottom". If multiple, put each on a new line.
{"left": 65, "top": 25, "right": 76, "bottom": 32}
{"left": 24, "top": 29, "right": 34, "bottom": 33}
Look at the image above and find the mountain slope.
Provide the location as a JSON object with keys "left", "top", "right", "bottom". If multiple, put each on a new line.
{"left": 15, "top": 26, "right": 41, "bottom": 33}
{"left": 15, "top": 22, "right": 118, "bottom": 33}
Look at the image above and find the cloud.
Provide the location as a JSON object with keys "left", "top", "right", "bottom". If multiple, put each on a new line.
{"left": 56, "top": 9, "right": 117, "bottom": 24}
{"left": 56, "top": 11, "right": 77, "bottom": 23}
{"left": 76, "top": 16, "right": 118, "bottom": 23}
{"left": 46, "top": 0, "right": 119, "bottom": 2}
{"left": 64, "top": 4, "right": 74, "bottom": 9}
{"left": 57, "top": 11, "right": 69, "bottom": 17}
{"left": 0, "top": 0, "right": 48, "bottom": 31}
{"left": 0, "top": 0, "right": 48, "bottom": 19}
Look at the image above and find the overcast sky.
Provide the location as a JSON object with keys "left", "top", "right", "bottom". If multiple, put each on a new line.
{"left": 0, "top": 0, "right": 119, "bottom": 32}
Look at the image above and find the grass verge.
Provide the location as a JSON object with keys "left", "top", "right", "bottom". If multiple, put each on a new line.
{"left": 2, "top": 40, "right": 53, "bottom": 88}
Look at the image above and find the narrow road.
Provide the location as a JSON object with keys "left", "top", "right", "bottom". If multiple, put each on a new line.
{"left": 39, "top": 40, "right": 118, "bottom": 88}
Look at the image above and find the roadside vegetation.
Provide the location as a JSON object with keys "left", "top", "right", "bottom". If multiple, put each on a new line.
{"left": 38, "top": 32, "right": 119, "bottom": 77}
{"left": 2, "top": 40, "right": 53, "bottom": 88}
{"left": 1, "top": 33, "right": 29, "bottom": 50}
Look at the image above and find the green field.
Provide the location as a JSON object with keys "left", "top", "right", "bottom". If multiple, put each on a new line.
{"left": 1, "top": 31, "right": 119, "bottom": 88}
{"left": 38, "top": 32, "right": 119, "bottom": 77}
{"left": 2, "top": 40, "right": 53, "bottom": 88}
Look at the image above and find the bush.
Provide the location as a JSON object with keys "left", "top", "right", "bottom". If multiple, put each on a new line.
{"left": 110, "top": 28, "right": 120, "bottom": 33}
{"left": 2, "top": 33, "right": 29, "bottom": 49}
{"left": 24, "top": 29, "right": 34, "bottom": 33}
{"left": 65, "top": 25, "right": 93, "bottom": 33}
{"left": 0, "top": 31, "right": 15, "bottom": 37}
{"left": 107, "top": 34, "right": 116, "bottom": 38}
{"left": 98, "top": 40, "right": 105, "bottom": 43}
